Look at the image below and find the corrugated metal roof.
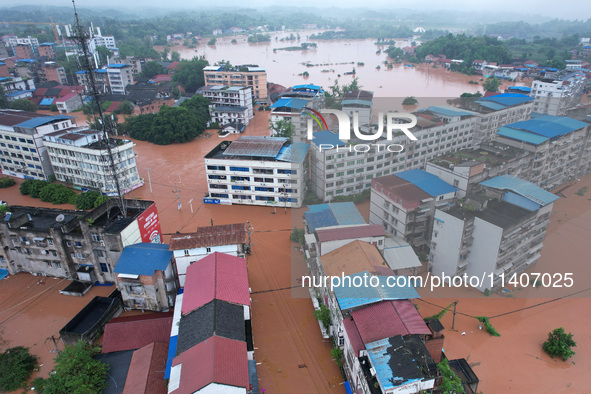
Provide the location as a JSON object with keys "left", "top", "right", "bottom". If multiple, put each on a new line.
{"left": 101, "top": 312, "right": 173, "bottom": 354}
{"left": 304, "top": 202, "right": 366, "bottom": 233}
{"left": 114, "top": 243, "right": 172, "bottom": 276}
{"left": 12, "top": 114, "right": 74, "bottom": 129}
{"left": 352, "top": 301, "right": 409, "bottom": 344}
{"left": 506, "top": 115, "right": 588, "bottom": 138}
{"left": 122, "top": 342, "right": 169, "bottom": 394}
{"left": 223, "top": 136, "right": 288, "bottom": 158}
{"left": 169, "top": 223, "right": 246, "bottom": 250}
{"left": 311, "top": 130, "right": 346, "bottom": 147}
{"left": 426, "top": 106, "right": 477, "bottom": 117}
{"left": 316, "top": 224, "right": 385, "bottom": 243}
{"left": 343, "top": 318, "right": 364, "bottom": 357}
{"left": 395, "top": 169, "right": 458, "bottom": 197}
{"left": 342, "top": 98, "right": 372, "bottom": 106}
{"left": 496, "top": 126, "right": 548, "bottom": 145}
{"left": 373, "top": 175, "right": 431, "bottom": 210}
{"left": 292, "top": 84, "right": 323, "bottom": 91}
{"left": 392, "top": 300, "right": 431, "bottom": 335}
{"left": 321, "top": 240, "right": 387, "bottom": 277}
{"left": 475, "top": 100, "right": 507, "bottom": 110}
{"left": 170, "top": 336, "right": 249, "bottom": 393}
{"left": 181, "top": 252, "right": 250, "bottom": 315}
{"left": 275, "top": 142, "right": 310, "bottom": 164}
{"left": 382, "top": 237, "right": 422, "bottom": 271}
{"left": 269, "top": 97, "right": 309, "bottom": 110}
{"left": 334, "top": 272, "right": 421, "bottom": 311}
{"left": 478, "top": 93, "right": 534, "bottom": 107}
{"left": 479, "top": 175, "right": 559, "bottom": 206}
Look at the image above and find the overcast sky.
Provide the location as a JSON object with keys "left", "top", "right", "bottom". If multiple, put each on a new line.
{"left": 2, "top": 0, "right": 590, "bottom": 20}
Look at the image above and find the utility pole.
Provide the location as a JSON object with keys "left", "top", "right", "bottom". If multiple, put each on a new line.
{"left": 452, "top": 300, "right": 459, "bottom": 330}
{"left": 146, "top": 167, "right": 152, "bottom": 193}
{"left": 47, "top": 335, "right": 60, "bottom": 353}
{"left": 188, "top": 198, "right": 193, "bottom": 214}
{"left": 173, "top": 183, "right": 181, "bottom": 210}
{"left": 245, "top": 221, "right": 253, "bottom": 254}
{"left": 283, "top": 184, "right": 288, "bottom": 214}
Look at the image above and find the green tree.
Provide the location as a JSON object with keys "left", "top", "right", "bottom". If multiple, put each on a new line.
{"left": 170, "top": 50, "right": 181, "bottom": 62}
{"left": 75, "top": 191, "right": 103, "bottom": 210}
{"left": 0, "top": 346, "right": 38, "bottom": 392}
{"left": 10, "top": 98, "right": 38, "bottom": 112}
{"left": 438, "top": 359, "right": 464, "bottom": 394}
{"left": 50, "top": 103, "right": 58, "bottom": 112}
{"left": 269, "top": 118, "right": 294, "bottom": 138}
{"left": 313, "top": 304, "right": 331, "bottom": 328}
{"left": 208, "top": 38, "right": 217, "bottom": 45}
{"left": 0, "top": 177, "right": 16, "bottom": 188}
{"left": 117, "top": 101, "right": 134, "bottom": 115}
{"left": 40, "top": 340, "right": 108, "bottom": 394}
{"left": 140, "top": 61, "right": 165, "bottom": 79}
{"left": 172, "top": 56, "right": 209, "bottom": 93}
{"left": 0, "top": 85, "right": 8, "bottom": 109}
{"left": 402, "top": 96, "right": 418, "bottom": 105}
{"left": 386, "top": 46, "right": 404, "bottom": 59}
{"left": 543, "top": 327, "right": 576, "bottom": 361}
{"left": 482, "top": 77, "right": 501, "bottom": 92}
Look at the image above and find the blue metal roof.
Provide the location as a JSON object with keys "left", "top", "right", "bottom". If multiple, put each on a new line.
{"left": 275, "top": 142, "right": 310, "bottom": 164}
{"left": 164, "top": 335, "right": 177, "bottom": 379}
{"left": 17, "top": 59, "right": 36, "bottom": 64}
{"left": 334, "top": 272, "right": 421, "bottom": 310}
{"left": 365, "top": 337, "right": 424, "bottom": 390}
{"left": 304, "top": 202, "right": 365, "bottom": 233}
{"left": 426, "top": 106, "right": 476, "bottom": 117}
{"left": 15, "top": 115, "right": 74, "bottom": 129}
{"left": 311, "top": 130, "right": 346, "bottom": 148}
{"left": 395, "top": 169, "right": 457, "bottom": 197}
{"left": 475, "top": 100, "right": 506, "bottom": 111}
{"left": 107, "top": 63, "right": 128, "bottom": 68}
{"left": 479, "top": 175, "right": 559, "bottom": 206}
{"left": 95, "top": 69, "right": 108, "bottom": 73}
{"left": 39, "top": 98, "right": 54, "bottom": 105}
{"left": 342, "top": 99, "right": 372, "bottom": 106}
{"left": 506, "top": 115, "right": 588, "bottom": 139}
{"left": 507, "top": 86, "right": 531, "bottom": 92}
{"left": 496, "top": 127, "right": 548, "bottom": 145}
{"left": 270, "top": 97, "right": 309, "bottom": 110}
{"left": 6, "top": 90, "right": 32, "bottom": 97}
{"left": 478, "top": 93, "right": 534, "bottom": 107}
{"left": 0, "top": 62, "right": 5, "bottom": 66}
{"left": 114, "top": 243, "right": 172, "bottom": 276}
{"left": 292, "top": 84, "right": 323, "bottom": 91}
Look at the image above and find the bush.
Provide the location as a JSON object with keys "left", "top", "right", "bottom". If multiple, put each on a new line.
{"left": 0, "top": 177, "right": 16, "bottom": 188}
{"left": 19, "top": 179, "right": 77, "bottom": 205}
{"left": 0, "top": 346, "right": 38, "bottom": 392}
{"left": 314, "top": 304, "right": 331, "bottom": 328}
{"left": 543, "top": 327, "right": 576, "bottom": 361}
{"left": 290, "top": 227, "right": 305, "bottom": 245}
{"left": 476, "top": 316, "right": 501, "bottom": 337}
{"left": 75, "top": 191, "right": 104, "bottom": 210}
{"left": 438, "top": 358, "right": 464, "bottom": 394}
{"left": 402, "top": 96, "right": 418, "bottom": 105}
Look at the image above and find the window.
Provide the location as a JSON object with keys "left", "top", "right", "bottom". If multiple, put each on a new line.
{"left": 229, "top": 166, "right": 249, "bottom": 172}
{"left": 47, "top": 239, "right": 54, "bottom": 246}
{"left": 77, "top": 252, "right": 84, "bottom": 259}
{"left": 100, "top": 263, "right": 109, "bottom": 273}
{"left": 91, "top": 233, "right": 101, "bottom": 242}
{"left": 206, "top": 247, "right": 211, "bottom": 253}
{"left": 74, "top": 241, "right": 82, "bottom": 247}
{"left": 184, "top": 249, "right": 189, "bottom": 256}
{"left": 66, "top": 241, "right": 72, "bottom": 247}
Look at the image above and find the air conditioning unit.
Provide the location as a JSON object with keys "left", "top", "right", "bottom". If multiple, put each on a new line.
{"left": 41, "top": 250, "right": 48, "bottom": 255}
{"left": 99, "top": 240, "right": 105, "bottom": 246}
{"left": 25, "top": 241, "right": 30, "bottom": 245}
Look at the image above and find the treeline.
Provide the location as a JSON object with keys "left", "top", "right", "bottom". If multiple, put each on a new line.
{"left": 310, "top": 23, "right": 414, "bottom": 40}
{"left": 122, "top": 95, "right": 210, "bottom": 145}
{"left": 483, "top": 19, "right": 591, "bottom": 40}
{"left": 416, "top": 34, "right": 513, "bottom": 69}
{"left": 20, "top": 179, "right": 107, "bottom": 209}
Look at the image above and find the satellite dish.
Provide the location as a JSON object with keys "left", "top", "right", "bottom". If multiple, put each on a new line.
{"left": 56, "top": 214, "right": 65, "bottom": 222}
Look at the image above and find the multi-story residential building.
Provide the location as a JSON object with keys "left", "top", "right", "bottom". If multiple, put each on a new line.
{"left": 0, "top": 62, "right": 9, "bottom": 78}
{"left": 369, "top": 169, "right": 457, "bottom": 248}
{"left": 196, "top": 85, "right": 253, "bottom": 126}
{"left": 114, "top": 242, "right": 179, "bottom": 311}
{"left": 76, "top": 69, "right": 109, "bottom": 93}
{"left": 13, "top": 44, "right": 34, "bottom": 59}
{"left": 43, "top": 128, "right": 143, "bottom": 195}
{"left": 37, "top": 43, "right": 57, "bottom": 60}
{"left": 269, "top": 96, "right": 313, "bottom": 142}
{"left": 429, "top": 175, "right": 558, "bottom": 292}
{"left": 530, "top": 71, "right": 587, "bottom": 116}
{"left": 457, "top": 93, "right": 535, "bottom": 144}
{"left": 0, "top": 44, "right": 9, "bottom": 59}
{"left": 37, "top": 61, "right": 67, "bottom": 85}
{"left": 0, "top": 199, "right": 162, "bottom": 284}
{"left": 106, "top": 64, "right": 133, "bottom": 95}
{"left": 168, "top": 223, "right": 247, "bottom": 287}
{"left": 425, "top": 142, "right": 533, "bottom": 198}
{"left": 0, "top": 76, "right": 36, "bottom": 95}
{"left": 204, "top": 136, "right": 309, "bottom": 208}
{"left": 110, "top": 56, "right": 146, "bottom": 75}
{"left": 495, "top": 115, "right": 591, "bottom": 190}
{"left": 280, "top": 84, "right": 325, "bottom": 99}
{"left": 202, "top": 64, "right": 268, "bottom": 100}
{"left": 341, "top": 89, "right": 373, "bottom": 127}
{"left": 309, "top": 105, "right": 476, "bottom": 201}
{"left": 0, "top": 109, "right": 75, "bottom": 179}
{"left": 2, "top": 34, "right": 39, "bottom": 48}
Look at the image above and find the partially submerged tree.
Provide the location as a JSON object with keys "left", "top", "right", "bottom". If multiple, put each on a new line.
{"left": 543, "top": 327, "right": 576, "bottom": 361}
{"left": 0, "top": 346, "right": 38, "bottom": 392}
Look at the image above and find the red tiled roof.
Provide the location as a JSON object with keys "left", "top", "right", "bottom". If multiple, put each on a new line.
{"left": 169, "top": 223, "right": 246, "bottom": 250}
{"left": 105, "top": 101, "right": 121, "bottom": 112}
{"left": 372, "top": 175, "right": 431, "bottom": 210}
{"left": 171, "top": 336, "right": 248, "bottom": 393}
{"left": 0, "top": 109, "right": 45, "bottom": 126}
{"left": 181, "top": 252, "right": 250, "bottom": 315}
{"left": 167, "top": 61, "right": 180, "bottom": 70}
{"left": 54, "top": 92, "right": 77, "bottom": 102}
{"left": 316, "top": 224, "right": 385, "bottom": 243}
{"left": 351, "top": 300, "right": 430, "bottom": 345}
{"left": 32, "top": 88, "right": 48, "bottom": 97}
{"left": 123, "top": 342, "right": 169, "bottom": 394}
{"left": 343, "top": 318, "right": 364, "bottom": 357}
{"left": 101, "top": 312, "right": 173, "bottom": 353}
{"left": 151, "top": 74, "right": 172, "bottom": 83}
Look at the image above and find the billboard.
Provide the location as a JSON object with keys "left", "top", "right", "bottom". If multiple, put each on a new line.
{"left": 137, "top": 203, "right": 162, "bottom": 244}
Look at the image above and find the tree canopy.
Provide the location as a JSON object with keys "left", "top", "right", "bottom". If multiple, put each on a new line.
{"left": 482, "top": 77, "right": 502, "bottom": 93}
{"left": 172, "top": 56, "right": 209, "bottom": 93}
{"left": 140, "top": 61, "right": 165, "bottom": 79}
{"left": 543, "top": 327, "right": 576, "bottom": 361}
{"left": 269, "top": 118, "right": 295, "bottom": 138}
{"left": 0, "top": 346, "right": 38, "bottom": 392}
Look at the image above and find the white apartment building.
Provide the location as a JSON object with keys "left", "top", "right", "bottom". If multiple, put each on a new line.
{"left": 309, "top": 106, "right": 478, "bottom": 201}
{"left": 495, "top": 115, "right": 591, "bottom": 190}
{"left": 44, "top": 128, "right": 142, "bottom": 196}
{"left": 341, "top": 89, "right": 373, "bottom": 128}
{"left": 0, "top": 110, "right": 76, "bottom": 179}
{"left": 106, "top": 64, "right": 133, "bottom": 95}
{"left": 530, "top": 71, "right": 587, "bottom": 116}
{"left": 429, "top": 175, "right": 558, "bottom": 292}
{"left": 196, "top": 85, "right": 253, "bottom": 126}
{"left": 202, "top": 64, "right": 268, "bottom": 100}
{"left": 204, "top": 136, "right": 309, "bottom": 208}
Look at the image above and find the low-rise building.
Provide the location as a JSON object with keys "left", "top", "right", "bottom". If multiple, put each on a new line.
{"left": 203, "top": 64, "right": 268, "bottom": 101}
{"left": 107, "top": 64, "right": 134, "bottom": 95}
{"left": 54, "top": 92, "right": 83, "bottom": 113}
{"left": 530, "top": 71, "right": 587, "bottom": 116}
{"left": 0, "top": 199, "right": 162, "bottom": 284}
{"left": 43, "top": 128, "right": 143, "bottom": 195}
{"left": 341, "top": 89, "right": 373, "bottom": 128}
{"left": 168, "top": 223, "right": 247, "bottom": 287}
{"left": 204, "top": 136, "right": 309, "bottom": 208}
{"left": 369, "top": 169, "right": 457, "bottom": 248}
{"left": 114, "top": 242, "right": 178, "bottom": 311}
{"left": 196, "top": 85, "right": 254, "bottom": 126}
{"left": 0, "top": 109, "right": 75, "bottom": 179}
{"left": 76, "top": 69, "right": 109, "bottom": 93}
{"left": 37, "top": 42, "right": 57, "bottom": 60}
{"left": 37, "top": 61, "right": 67, "bottom": 85}
{"left": 429, "top": 175, "right": 558, "bottom": 292}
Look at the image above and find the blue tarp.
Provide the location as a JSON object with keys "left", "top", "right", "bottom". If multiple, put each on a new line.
{"left": 114, "top": 243, "right": 172, "bottom": 276}
{"left": 0, "top": 269, "right": 8, "bottom": 281}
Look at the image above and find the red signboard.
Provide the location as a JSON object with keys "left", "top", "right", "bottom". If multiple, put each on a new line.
{"left": 137, "top": 203, "right": 162, "bottom": 244}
